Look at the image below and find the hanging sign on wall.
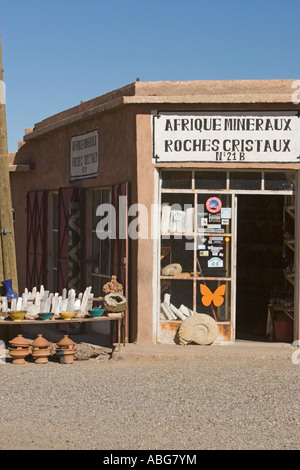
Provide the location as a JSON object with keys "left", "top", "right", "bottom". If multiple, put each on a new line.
{"left": 152, "top": 112, "right": 300, "bottom": 163}
{"left": 70, "top": 130, "right": 98, "bottom": 181}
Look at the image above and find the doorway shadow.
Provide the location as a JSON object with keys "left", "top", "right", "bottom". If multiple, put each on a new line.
{"left": 235, "top": 194, "right": 286, "bottom": 342}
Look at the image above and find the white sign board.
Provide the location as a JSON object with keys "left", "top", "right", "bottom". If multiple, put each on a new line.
{"left": 70, "top": 130, "right": 98, "bottom": 181}
{"left": 153, "top": 112, "right": 300, "bottom": 163}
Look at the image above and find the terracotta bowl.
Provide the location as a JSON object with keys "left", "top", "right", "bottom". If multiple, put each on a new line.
{"left": 8, "top": 310, "right": 26, "bottom": 321}
{"left": 59, "top": 311, "right": 75, "bottom": 320}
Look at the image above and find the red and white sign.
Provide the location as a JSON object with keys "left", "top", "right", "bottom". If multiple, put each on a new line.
{"left": 206, "top": 197, "right": 222, "bottom": 213}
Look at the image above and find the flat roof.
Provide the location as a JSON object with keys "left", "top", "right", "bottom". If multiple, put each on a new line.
{"left": 24, "top": 79, "right": 300, "bottom": 141}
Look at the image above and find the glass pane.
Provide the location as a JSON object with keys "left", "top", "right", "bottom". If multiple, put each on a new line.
{"left": 52, "top": 194, "right": 58, "bottom": 230}
{"left": 53, "top": 231, "right": 58, "bottom": 267}
{"left": 92, "top": 275, "right": 100, "bottom": 298}
{"left": 197, "top": 235, "right": 231, "bottom": 278}
{"left": 53, "top": 269, "right": 58, "bottom": 293}
{"left": 102, "top": 189, "right": 111, "bottom": 204}
{"left": 161, "top": 193, "right": 194, "bottom": 234}
{"left": 92, "top": 232, "right": 100, "bottom": 273}
{"left": 230, "top": 172, "right": 261, "bottom": 190}
{"left": 195, "top": 171, "right": 226, "bottom": 190}
{"left": 197, "top": 280, "right": 231, "bottom": 321}
{"left": 161, "top": 238, "right": 194, "bottom": 277}
{"left": 197, "top": 194, "right": 232, "bottom": 234}
{"left": 92, "top": 190, "right": 103, "bottom": 228}
{"left": 160, "top": 279, "right": 194, "bottom": 320}
{"left": 264, "top": 172, "right": 294, "bottom": 191}
{"left": 100, "top": 237, "right": 111, "bottom": 276}
{"left": 161, "top": 170, "right": 192, "bottom": 189}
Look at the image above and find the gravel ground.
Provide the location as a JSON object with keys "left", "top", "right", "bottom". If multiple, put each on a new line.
{"left": 0, "top": 341, "right": 300, "bottom": 451}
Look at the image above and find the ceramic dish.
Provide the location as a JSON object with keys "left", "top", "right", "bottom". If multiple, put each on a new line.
{"left": 8, "top": 310, "right": 26, "bottom": 321}
{"left": 88, "top": 309, "right": 105, "bottom": 318}
{"left": 59, "top": 311, "right": 75, "bottom": 320}
{"left": 38, "top": 312, "right": 54, "bottom": 321}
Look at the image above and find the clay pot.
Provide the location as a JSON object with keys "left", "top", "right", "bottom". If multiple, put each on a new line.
{"left": 56, "top": 335, "right": 77, "bottom": 364}
{"left": 9, "top": 334, "right": 30, "bottom": 348}
{"left": 31, "top": 334, "right": 51, "bottom": 364}
{"left": 8, "top": 347, "right": 31, "bottom": 364}
{"left": 8, "top": 335, "right": 31, "bottom": 364}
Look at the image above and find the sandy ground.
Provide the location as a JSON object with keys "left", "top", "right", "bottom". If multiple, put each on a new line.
{"left": 0, "top": 340, "right": 299, "bottom": 451}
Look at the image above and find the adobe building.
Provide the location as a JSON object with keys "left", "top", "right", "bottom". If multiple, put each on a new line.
{"left": 8, "top": 79, "right": 300, "bottom": 345}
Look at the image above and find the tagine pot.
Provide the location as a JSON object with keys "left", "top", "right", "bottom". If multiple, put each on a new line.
{"left": 2, "top": 279, "right": 18, "bottom": 300}
{"left": 56, "top": 335, "right": 77, "bottom": 364}
{"left": 31, "top": 334, "right": 51, "bottom": 364}
{"left": 8, "top": 334, "right": 31, "bottom": 364}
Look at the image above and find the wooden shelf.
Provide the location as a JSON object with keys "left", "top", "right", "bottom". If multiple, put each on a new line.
{"left": 161, "top": 275, "right": 231, "bottom": 281}
{"left": 161, "top": 246, "right": 171, "bottom": 260}
{"left": 284, "top": 273, "right": 294, "bottom": 285}
{"left": 284, "top": 239, "right": 295, "bottom": 251}
{"left": 161, "top": 232, "right": 195, "bottom": 237}
{"left": 0, "top": 314, "right": 124, "bottom": 325}
{"left": 161, "top": 275, "right": 194, "bottom": 280}
{"left": 0, "top": 314, "right": 125, "bottom": 350}
{"left": 285, "top": 205, "right": 295, "bottom": 219}
{"left": 269, "top": 304, "right": 294, "bottom": 321}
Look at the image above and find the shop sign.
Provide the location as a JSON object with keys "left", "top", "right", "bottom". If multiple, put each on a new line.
{"left": 206, "top": 197, "right": 222, "bottom": 213}
{"left": 208, "top": 257, "right": 223, "bottom": 268}
{"left": 152, "top": 112, "right": 300, "bottom": 163}
{"left": 70, "top": 130, "right": 98, "bottom": 181}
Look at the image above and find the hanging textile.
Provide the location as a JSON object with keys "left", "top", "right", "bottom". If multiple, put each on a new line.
{"left": 57, "top": 187, "right": 85, "bottom": 294}
{"left": 26, "top": 190, "right": 48, "bottom": 289}
{"left": 67, "top": 201, "right": 81, "bottom": 292}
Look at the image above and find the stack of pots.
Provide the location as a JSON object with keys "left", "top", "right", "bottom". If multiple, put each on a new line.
{"left": 56, "top": 335, "right": 77, "bottom": 364}
{"left": 31, "top": 334, "right": 51, "bottom": 364}
{"left": 8, "top": 335, "right": 31, "bottom": 364}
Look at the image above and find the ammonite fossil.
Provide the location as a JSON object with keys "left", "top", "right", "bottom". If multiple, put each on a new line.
{"left": 178, "top": 313, "right": 218, "bottom": 345}
{"left": 161, "top": 263, "right": 182, "bottom": 276}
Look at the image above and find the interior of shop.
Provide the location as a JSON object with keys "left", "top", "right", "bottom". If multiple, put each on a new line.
{"left": 236, "top": 194, "right": 294, "bottom": 341}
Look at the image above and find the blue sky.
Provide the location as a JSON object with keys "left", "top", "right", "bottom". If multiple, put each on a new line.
{"left": 1, "top": 0, "right": 300, "bottom": 152}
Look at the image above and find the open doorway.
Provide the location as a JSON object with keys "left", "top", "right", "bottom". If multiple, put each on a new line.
{"left": 236, "top": 194, "right": 293, "bottom": 340}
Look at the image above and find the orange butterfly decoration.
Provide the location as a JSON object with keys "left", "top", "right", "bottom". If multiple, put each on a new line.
{"left": 200, "top": 284, "right": 226, "bottom": 307}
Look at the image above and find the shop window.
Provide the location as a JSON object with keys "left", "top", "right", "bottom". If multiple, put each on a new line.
{"left": 196, "top": 280, "right": 231, "bottom": 322}
{"left": 195, "top": 171, "right": 227, "bottom": 190}
{"left": 230, "top": 172, "right": 261, "bottom": 190}
{"left": 159, "top": 169, "right": 295, "bottom": 343}
{"left": 160, "top": 183, "right": 233, "bottom": 324}
{"left": 91, "top": 189, "right": 112, "bottom": 298}
{"left": 197, "top": 193, "right": 232, "bottom": 234}
{"left": 161, "top": 279, "right": 194, "bottom": 318}
{"left": 161, "top": 170, "right": 192, "bottom": 189}
{"left": 264, "top": 172, "right": 294, "bottom": 191}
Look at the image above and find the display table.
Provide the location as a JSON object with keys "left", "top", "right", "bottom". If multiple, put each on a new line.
{"left": 0, "top": 313, "right": 125, "bottom": 351}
